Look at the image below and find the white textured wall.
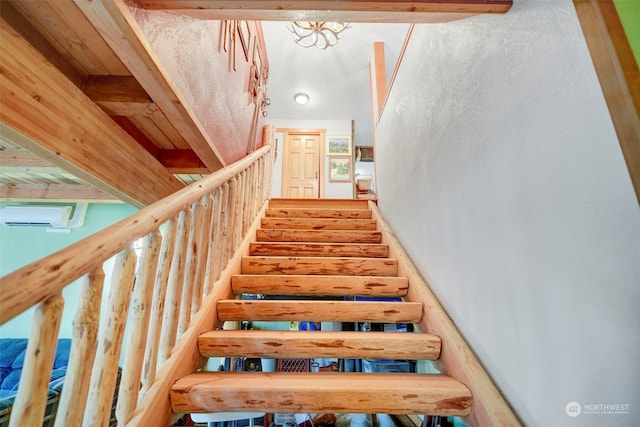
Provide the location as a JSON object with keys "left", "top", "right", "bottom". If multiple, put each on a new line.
{"left": 375, "top": 1, "right": 640, "bottom": 426}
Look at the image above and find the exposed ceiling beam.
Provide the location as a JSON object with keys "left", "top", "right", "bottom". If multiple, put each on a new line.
{"left": 97, "top": 101, "right": 162, "bottom": 117}
{"left": 0, "top": 1, "right": 84, "bottom": 87}
{"left": 111, "top": 116, "right": 160, "bottom": 157}
{"left": 73, "top": 0, "right": 226, "bottom": 171}
{"left": 138, "top": 0, "right": 512, "bottom": 22}
{"left": 0, "top": 18, "right": 185, "bottom": 207}
{"left": 83, "top": 75, "right": 151, "bottom": 103}
{"left": 159, "top": 149, "right": 209, "bottom": 174}
{"left": 0, "top": 151, "right": 51, "bottom": 168}
{"left": 0, "top": 183, "right": 117, "bottom": 203}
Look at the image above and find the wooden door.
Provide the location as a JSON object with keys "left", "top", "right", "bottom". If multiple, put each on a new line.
{"left": 282, "top": 133, "right": 320, "bottom": 198}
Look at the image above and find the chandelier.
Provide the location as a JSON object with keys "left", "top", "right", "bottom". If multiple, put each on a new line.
{"left": 288, "top": 22, "right": 350, "bottom": 49}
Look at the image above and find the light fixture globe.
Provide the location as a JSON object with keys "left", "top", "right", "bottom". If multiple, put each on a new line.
{"left": 294, "top": 93, "right": 310, "bottom": 105}
{"left": 288, "top": 22, "right": 350, "bottom": 49}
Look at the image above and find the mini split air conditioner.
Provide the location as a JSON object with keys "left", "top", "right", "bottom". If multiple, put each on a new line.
{"left": 0, "top": 204, "right": 87, "bottom": 229}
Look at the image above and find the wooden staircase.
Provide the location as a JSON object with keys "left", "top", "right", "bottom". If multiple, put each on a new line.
{"left": 170, "top": 199, "right": 473, "bottom": 417}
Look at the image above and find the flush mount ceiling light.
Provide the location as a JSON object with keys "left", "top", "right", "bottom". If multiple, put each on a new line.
{"left": 294, "top": 93, "right": 310, "bottom": 105}
{"left": 288, "top": 22, "right": 350, "bottom": 49}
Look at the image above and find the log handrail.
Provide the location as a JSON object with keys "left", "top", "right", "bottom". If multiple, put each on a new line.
{"left": 0, "top": 141, "right": 273, "bottom": 427}
{"left": 0, "top": 145, "right": 271, "bottom": 323}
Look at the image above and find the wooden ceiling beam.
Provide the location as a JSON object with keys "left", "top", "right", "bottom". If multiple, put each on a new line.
{"left": 0, "top": 151, "right": 51, "bottom": 168}
{"left": 0, "top": 19, "right": 185, "bottom": 207}
{"left": 0, "top": 1, "right": 84, "bottom": 87}
{"left": 73, "top": 0, "right": 226, "bottom": 171}
{"left": 0, "top": 183, "right": 117, "bottom": 203}
{"left": 159, "top": 149, "right": 210, "bottom": 174}
{"left": 139, "top": 0, "right": 512, "bottom": 22}
{"left": 83, "top": 75, "right": 151, "bottom": 103}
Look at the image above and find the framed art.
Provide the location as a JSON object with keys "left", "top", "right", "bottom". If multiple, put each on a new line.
{"left": 328, "top": 156, "right": 352, "bottom": 182}
{"left": 326, "top": 135, "right": 352, "bottom": 155}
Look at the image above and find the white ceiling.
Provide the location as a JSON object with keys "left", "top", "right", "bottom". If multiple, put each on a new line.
{"left": 261, "top": 22, "right": 410, "bottom": 146}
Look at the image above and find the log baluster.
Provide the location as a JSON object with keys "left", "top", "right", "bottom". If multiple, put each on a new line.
{"left": 117, "top": 231, "right": 162, "bottom": 423}
{"left": 179, "top": 201, "right": 204, "bottom": 333}
{"left": 54, "top": 269, "right": 105, "bottom": 427}
{"left": 209, "top": 188, "right": 224, "bottom": 289}
{"left": 140, "top": 218, "right": 177, "bottom": 397}
{"left": 217, "top": 182, "right": 231, "bottom": 277}
{"left": 9, "top": 293, "right": 64, "bottom": 427}
{"left": 83, "top": 247, "right": 137, "bottom": 427}
{"left": 227, "top": 177, "right": 239, "bottom": 253}
{"left": 194, "top": 193, "right": 215, "bottom": 311}
{"left": 160, "top": 209, "right": 192, "bottom": 360}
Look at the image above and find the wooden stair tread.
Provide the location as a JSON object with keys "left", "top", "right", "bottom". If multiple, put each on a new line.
{"left": 242, "top": 256, "right": 397, "bottom": 276}
{"left": 249, "top": 242, "right": 389, "bottom": 257}
{"left": 256, "top": 229, "right": 382, "bottom": 243}
{"left": 269, "top": 198, "right": 370, "bottom": 209}
{"left": 265, "top": 208, "right": 372, "bottom": 219}
{"left": 198, "top": 330, "right": 441, "bottom": 359}
{"left": 232, "top": 274, "right": 408, "bottom": 297}
{"left": 217, "top": 300, "right": 423, "bottom": 323}
{"left": 261, "top": 218, "right": 377, "bottom": 230}
{"left": 170, "top": 371, "right": 472, "bottom": 416}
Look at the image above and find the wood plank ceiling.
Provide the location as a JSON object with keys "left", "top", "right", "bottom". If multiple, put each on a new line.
{"left": 0, "top": 0, "right": 216, "bottom": 206}
{"left": 0, "top": 0, "right": 512, "bottom": 206}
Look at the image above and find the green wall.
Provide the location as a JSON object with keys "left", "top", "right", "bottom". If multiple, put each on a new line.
{"left": 0, "top": 203, "right": 138, "bottom": 338}
{"left": 614, "top": 0, "right": 640, "bottom": 67}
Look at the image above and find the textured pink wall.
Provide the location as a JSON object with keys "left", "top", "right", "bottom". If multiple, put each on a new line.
{"left": 129, "top": 6, "right": 266, "bottom": 164}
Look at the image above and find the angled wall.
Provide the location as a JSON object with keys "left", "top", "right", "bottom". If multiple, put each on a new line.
{"left": 374, "top": 1, "right": 640, "bottom": 426}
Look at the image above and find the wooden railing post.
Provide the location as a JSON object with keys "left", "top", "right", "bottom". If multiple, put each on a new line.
{"left": 160, "top": 209, "right": 192, "bottom": 360}
{"left": 217, "top": 182, "right": 230, "bottom": 277}
{"left": 9, "top": 293, "right": 64, "bottom": 427}
{"left": 205, "top": 190, "right": 223, "bottom": 294}
{"left": 84, "top": 247, "right": 137, "bottom": 427}
{"left": 54, "top": 268, "right": 105, "bottom": 427}
{"left": 179, "top": 201, "right": 203, "bottom": 334}
{"left": 227, "top": 177, "right": 239, "bottom": 252}
{"left": 117, "top": 231, "right": 162, "bottom": 423}
{"left": 237, "top": 170, "right": 247, "bottom": 240}
{"left": 193, "top": 193, "right": 215, "bottom": 313}
{"left": 141, "top": 218, "right": 177, "bottom": 397}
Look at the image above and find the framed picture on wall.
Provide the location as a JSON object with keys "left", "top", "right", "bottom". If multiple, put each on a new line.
{"left": 326, "top": 135, "right": 352, "bottom": 155}
{"left": 328, "top": 156, "right": 352, "bottom": 182}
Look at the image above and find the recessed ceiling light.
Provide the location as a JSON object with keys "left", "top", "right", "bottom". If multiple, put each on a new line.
{"left": 294, "top": 93, "right": 309, "bottom": 105}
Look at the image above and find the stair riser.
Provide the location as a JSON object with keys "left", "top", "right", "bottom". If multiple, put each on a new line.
{"left": 217, "top": 300, "right": 423, "bottom": 323}
{"left": 171, "top": 372, "right": 472, "bottom": 416}
{"left": 249, "top": 243, "right": 389, "bottom": 258}
{"left": 198, "top": 330, "right": 441, "bottom": 360}
{"left": 231, "top": 275, "right": 408, "bottom": 297}
{"left": 261, "top": 218, "right": 377, "bottom": 230}
{"left": 265, "top": 208, "right": 372, "bottom": 219}
{"left": 242, "top": 257, "right": 398, "bottom": 276}
{"left": 257, "top": 229, "right": 382, "bottom": 243}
